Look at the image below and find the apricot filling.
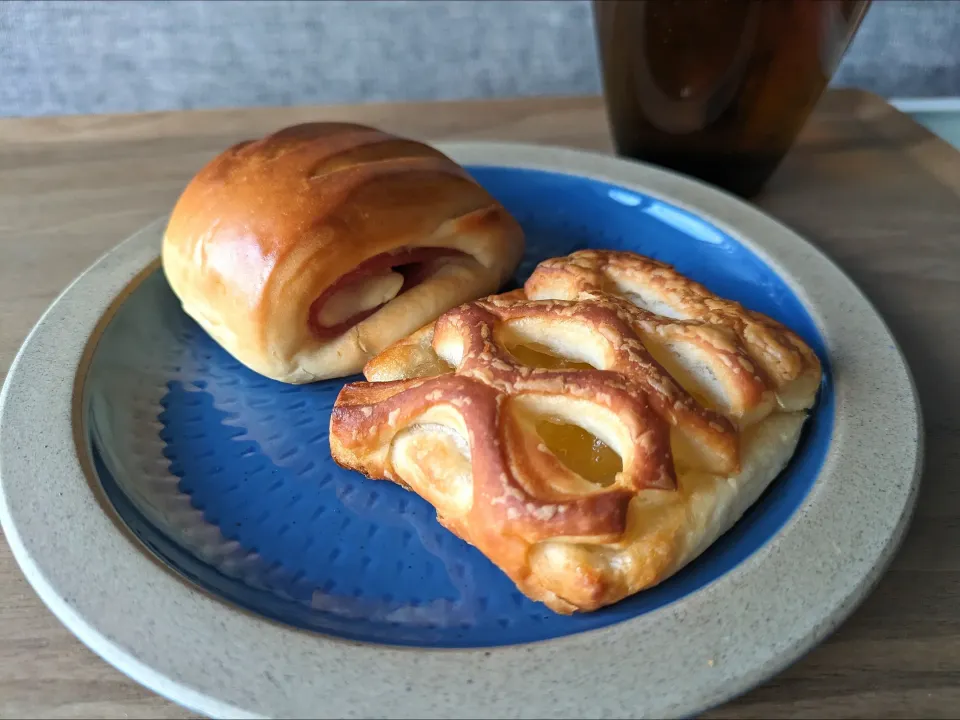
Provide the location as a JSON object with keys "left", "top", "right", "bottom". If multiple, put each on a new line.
{"left": 536, "top": 419, "right": 622, "bottom": 486}
{"left": 506, "top": 342, "right": 594, "bottom": 370}
{"left": 413, "top": 355, "right": 455, "bottom": 378}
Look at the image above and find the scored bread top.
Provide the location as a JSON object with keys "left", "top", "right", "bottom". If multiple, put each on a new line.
{"left": 161, "top": 122, "right": 524, "bottom": 383}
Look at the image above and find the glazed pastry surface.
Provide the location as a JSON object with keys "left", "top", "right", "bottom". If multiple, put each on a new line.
{"left": 162, "top": 122, "right": 524, "bottom": 382}
{"left": 331, "top": 250, "right": 821, "bottom": 613}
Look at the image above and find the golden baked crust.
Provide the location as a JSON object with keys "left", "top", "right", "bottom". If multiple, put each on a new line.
{"left": 525, "top": 250, "right": 822, "bottom": 411}
{"left": 331, "top": 250, "right": 822, "bottom": 613}
{"left": 161, "top": 122, "right": 524, "bottom": 383}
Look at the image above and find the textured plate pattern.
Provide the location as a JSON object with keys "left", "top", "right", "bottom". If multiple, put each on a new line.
{"left": 84, "top": 166, "right": 833, "bottom": 648}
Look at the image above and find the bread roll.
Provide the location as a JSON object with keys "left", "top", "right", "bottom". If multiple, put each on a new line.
{"left": 161, "top": 122, "right": 524, "bottom": 383}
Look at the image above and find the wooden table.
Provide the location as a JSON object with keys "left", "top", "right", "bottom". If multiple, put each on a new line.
{"left": 1, "top": 90, "right": 958, "bottom": 718}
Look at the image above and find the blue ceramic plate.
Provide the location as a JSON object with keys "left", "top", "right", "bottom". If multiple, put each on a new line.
{"left": 0, "top": 142, "right": 921, "bottom": 719}
{"left": 87, "top": 165, "right": 832, "bottom": 649}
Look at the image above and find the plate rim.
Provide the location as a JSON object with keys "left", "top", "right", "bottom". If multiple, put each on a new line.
{"left": 0, "top": 141, "right": 924, "bottom": 719}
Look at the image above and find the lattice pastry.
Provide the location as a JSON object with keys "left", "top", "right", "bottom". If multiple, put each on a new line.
{"left": 330, "top": 250, "right": 822, "bottom": 613}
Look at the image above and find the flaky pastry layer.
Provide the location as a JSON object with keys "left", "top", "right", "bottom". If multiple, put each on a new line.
{"left": 331, "top": 250, "right": 822, "bottom": 613}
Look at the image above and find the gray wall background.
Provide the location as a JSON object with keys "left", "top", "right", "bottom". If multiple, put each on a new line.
{"left": 2, "top": 0, "right": 960, "bottom": 118}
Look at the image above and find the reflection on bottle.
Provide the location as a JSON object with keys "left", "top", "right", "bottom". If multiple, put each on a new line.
{"left": 594, "top": 0, "right": 873, "bottom": 197}
{"left": 627, "top": 0, "right": 761, "bottom": 135}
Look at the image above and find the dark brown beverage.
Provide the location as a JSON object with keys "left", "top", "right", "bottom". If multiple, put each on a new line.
{"left": 593, "top": 0, "right": 870, "bottom": 197}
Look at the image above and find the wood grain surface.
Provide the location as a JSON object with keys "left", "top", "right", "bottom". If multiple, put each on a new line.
{"left": 1, "top": 90, "right": 958, "bottom": 719}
